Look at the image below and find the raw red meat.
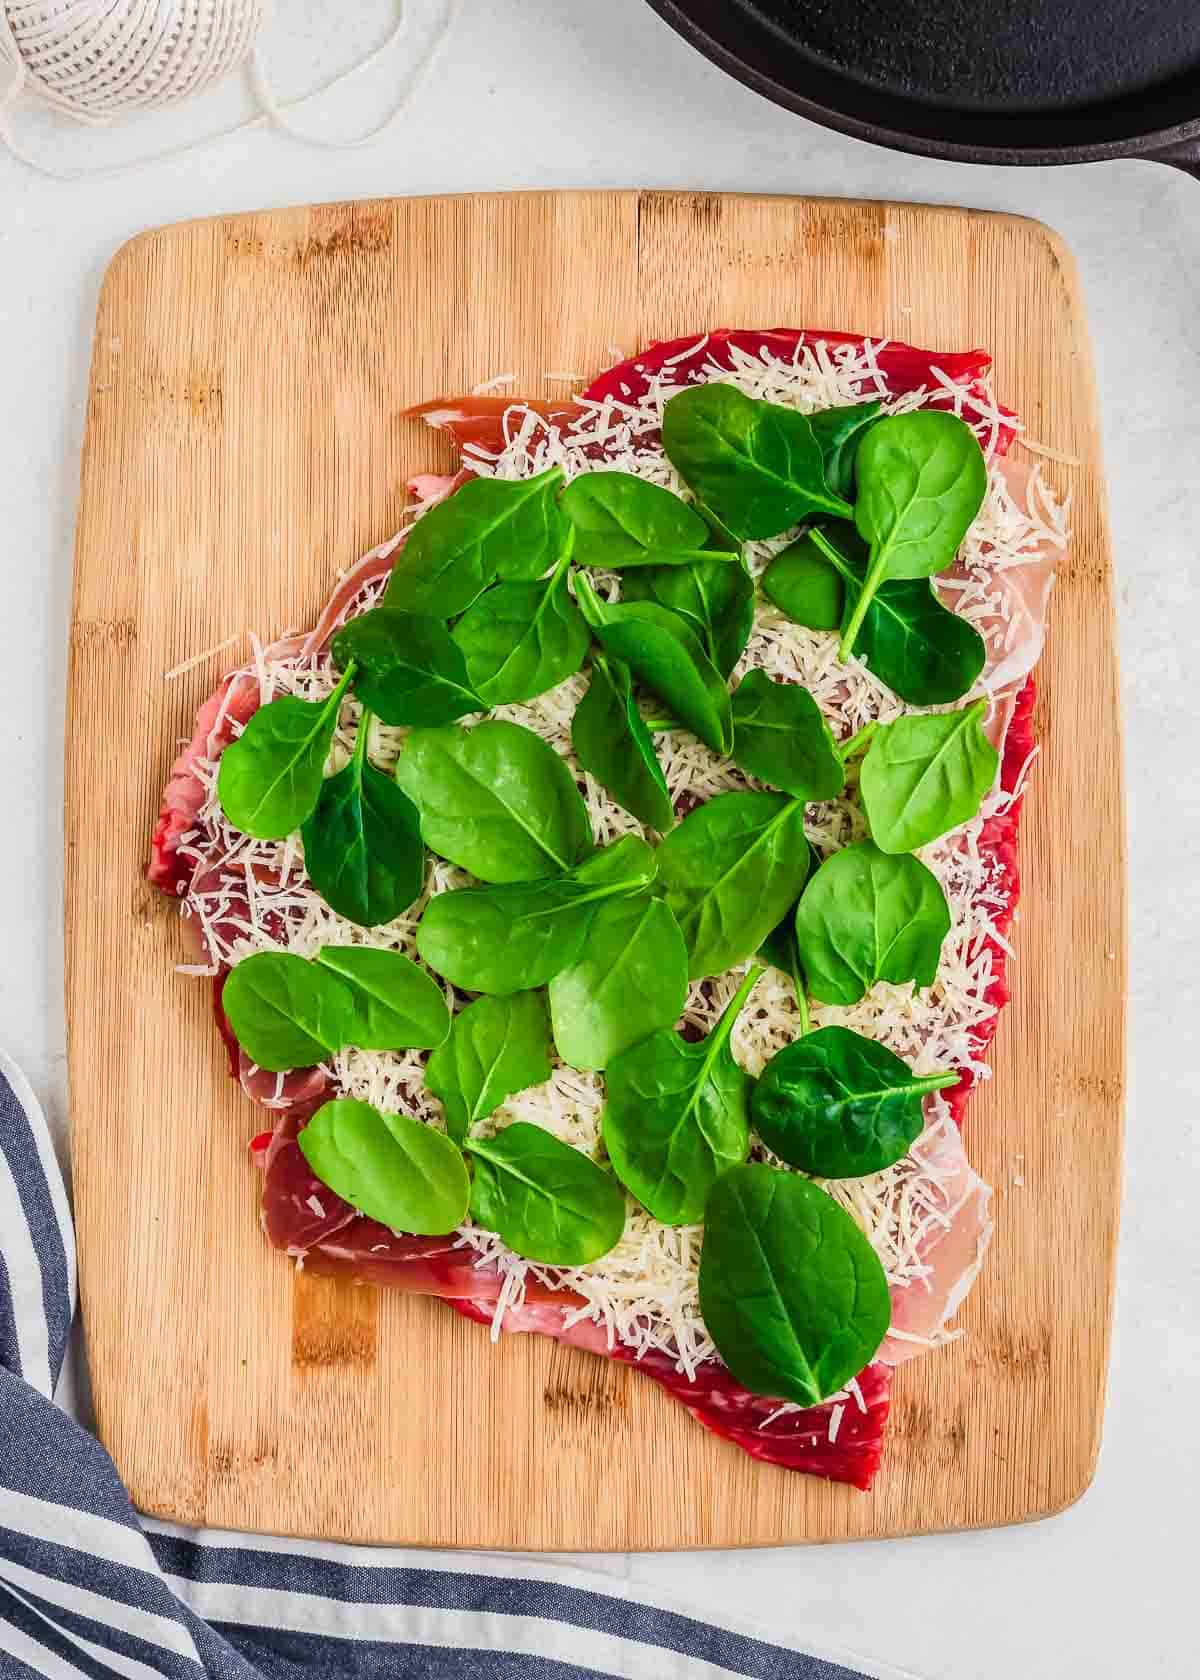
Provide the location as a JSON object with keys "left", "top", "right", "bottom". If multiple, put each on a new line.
{"left": 151, "top": 331, "right": 1047, "bottom": 1491}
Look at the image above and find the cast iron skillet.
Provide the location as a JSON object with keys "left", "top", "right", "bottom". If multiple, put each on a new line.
{"left": 646, "top": 0, "right": 1200, "bottom": 177}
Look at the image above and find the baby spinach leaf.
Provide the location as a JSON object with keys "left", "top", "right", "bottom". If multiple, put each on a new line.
{"left": 729, "top": 671, "right": 845, "bottom": 800}
{"left": 793, "top": 841, "right": 950, "bottom": 1005}
{"left": 415, "top": 836, "right": 657, "bottom": 994}
{"left": 699, "top": 1163, "right": 891, "bottom": 1406}
{"left": 330, "top": 609, "right": 480, "bottom": 727}
{"left": 395, "top": 720, "right": 592, "bottom": 882}
{"left": 384, "top": 467, "right": 567, "bottom": 617}
{"left": 424, "top": 991, "right": 552, "bottom": 1145}
{"left": 217, "top": 665, "right": 354, "bottom": 840}
{"left": 451, "top": 552, "right": 589, "bottom": 705}
{"left": 314, "top": 947, "right": 450, "bottom": 1050}
{"left": 761, "top": 532, "right": 845, "bottom": 631}
{"left": 465, "top": 1122, "right": 627, "bottom": 1265}
{"left": 621, "top": 554, "right": 755, "bottom": 678}
{"left": 809, "top": 399, "right": 882, "bottom": 498}
{"left": 571, "top": 654, "right": 674, "bottom": 831}
{"left": 776, "top": 525, "right": 985, "bottom": 706}
{"left": 841, "top": 410, "right": 986, "bottom": 659}
{"left": 661, "top": 384, "right": 851, "bottom": 540}
{"left": 222, "top": 951, "right": 353, "bottom": 1072}
{"left": 574, "top": 574, "right": 732, "bottom": 754}
{"left": 301, "top": 717, "right": 424, "bottom": 927}
{"left": 602, "top": 965, "right": 759, "bottom": 1224}
{"left": 560, "top": 470, "right": 719, "bottom": 567}
{"left": 859, "top": 699, "right": 998, "bottom": 854}
{"left": 751, "top": 1025, "right": 957, "bottom": 1179}
{"left": 299, "top": 1098, "right": 469, "bottom": 1234}
{"left": 849, "top": 574, "right": 986, "bottom": 708}
{"left": 548, "top": 893, "right": 688, "bottom": 1070}
{"left": 656, "top": 791, "right": 813, "bottom": 979}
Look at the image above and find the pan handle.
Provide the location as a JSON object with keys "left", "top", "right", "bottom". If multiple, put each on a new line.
{"left": 1148, "top": 134, "right": 1200, "bottom": 180}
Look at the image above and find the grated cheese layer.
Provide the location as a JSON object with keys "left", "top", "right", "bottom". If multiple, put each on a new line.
{"left": 174, "top": 337, "right": 1065, "bottom": 1375}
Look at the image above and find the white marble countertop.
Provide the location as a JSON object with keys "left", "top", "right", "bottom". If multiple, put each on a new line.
{"left": 2, "top": 3, "right": 1196, "bottom": 1675}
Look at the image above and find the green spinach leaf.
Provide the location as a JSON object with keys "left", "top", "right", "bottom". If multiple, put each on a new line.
{"left": 330, "top": 609, "right": 480, "bottom": 727}
{"left": 769, "top": 524, "right": 985, "bottom": 705}
{"left": 841, "top": 410, "right": 986, "bottom": 659}
{"left": 602, "top": 965, "right": 758, "bottom": 1223}
{"left": 574, "top": 574, "right": 732, "bottom": 754}
{"left": 571, "top": 654, "right": 674, "bottom": 831}
{"left": 761, "top": 532, "right": 845, "bottom": 631}
{"left": 301, "top": 716, "right": 424, "bottom": 927}
{"left": 424, "top": 991, "right": 553, "bottom": 1144}
{"left": 465, "top": 1122, "right": 626, "bottom": 1264}
{"left": 849, "top": 575, "right": 985, "bottom": 708}
{"left": 560, "top": 470, "right": 722, "bottom": 567}
{"left": 384, "top": 467, "right": 566, "bottom": 617}
{"left": 299, "top": 1098, "right": 469, "bottom": 1234}
{"left": 451, "top": 550, "right": 589, "bottom": 705}
{"left": 729, "top": 671, "right": 845, "bottom": 800}
{"left": 809, "top": 400, "right": 882, "bottom": 498}
{"left": 793, "top": 840, "right": 950, "bottom": 1005}
{"left": 222, "top": 951, "right": 353, "bottom": 1072}
{"left": 661, "top": 384, "right": 851, "bottom": 540}
{"left": 394, "top": 720, "right": 592, "bottom": 882}
{"left": 415, "top": 835, "right": 656, "bottom": 993}
{"left": 698, "top": 1164, "right": 891, "bottom": 1406}
{"left": 751, "top": 1025, "right": 956, "bottom": 1179}
{"left": 621, "top": 554, "right": 754, "bottom": 678}
{"left": 314, "top": 946, "right": 450, "bottom": 1050}
{"left": 548, "top": 893, "right": 688, "bottom": 1070}
{"left": 656, "top": 791, "right": 813, "bottom": 979}
{"left": 859, "top": 699, "right": 998, "bottom": 854}
{"left": 217, "top": 665, "right": 354, "bottom": 840}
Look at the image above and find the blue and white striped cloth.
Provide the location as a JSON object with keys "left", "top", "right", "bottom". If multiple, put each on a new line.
{"left": 0, "top": 1049, "right": 904, "bottom": 1680}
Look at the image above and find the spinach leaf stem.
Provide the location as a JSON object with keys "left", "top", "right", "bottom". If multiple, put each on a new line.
{"left": 837, "top": 721, "right": 877, "bottom": 763}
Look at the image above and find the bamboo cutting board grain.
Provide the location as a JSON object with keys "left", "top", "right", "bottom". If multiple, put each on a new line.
{"left": 66, "top": 192, "right": 1124, "bottom": 1549}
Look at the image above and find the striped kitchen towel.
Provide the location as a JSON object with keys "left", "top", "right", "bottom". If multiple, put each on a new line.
{"left": 0, "top": 1049, "right": 906, "bottom": 1680}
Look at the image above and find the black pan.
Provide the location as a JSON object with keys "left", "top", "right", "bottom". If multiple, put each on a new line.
{"left": 646, "top": 0, "right": 1200, "bottom": 177}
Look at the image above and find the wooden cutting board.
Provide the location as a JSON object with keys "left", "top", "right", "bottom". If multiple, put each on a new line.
{"left": 66, "top": 191, "right": 1124, "bottom": 1549}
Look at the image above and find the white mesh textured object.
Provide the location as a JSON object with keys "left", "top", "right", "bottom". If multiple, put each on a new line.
{"left": 0, "top": 0, "right": 267, "bottom": 122}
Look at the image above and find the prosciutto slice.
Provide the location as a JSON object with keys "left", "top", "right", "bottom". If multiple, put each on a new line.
{"left": 879, "top": 1116, "right": 993, "bottom": 1365}
{"left": 149, "top": 330, "right": 1053, "bottom": 1491}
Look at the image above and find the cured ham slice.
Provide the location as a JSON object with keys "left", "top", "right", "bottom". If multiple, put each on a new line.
{"left": 406, "top": 393, "right": 584, "bottom": 453}
{"left": 149, "top": 330, "right": 1056, "bottom": 1491}
{"left": 939, "top": 457, "right": 1061, "bottom": 754}
{"left": 880, "top": 1116, "right": 993, "bottom": 1365}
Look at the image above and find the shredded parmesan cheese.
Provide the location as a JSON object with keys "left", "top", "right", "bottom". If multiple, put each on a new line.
{"left": 164, "top": 632, "right": 243, "bottom": 682}
{"left": 1017, "top": 435, "right": 1082, "bottom": 468}
{"left": 175, "top": 337, "right": 1066, "bottom": 1379}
